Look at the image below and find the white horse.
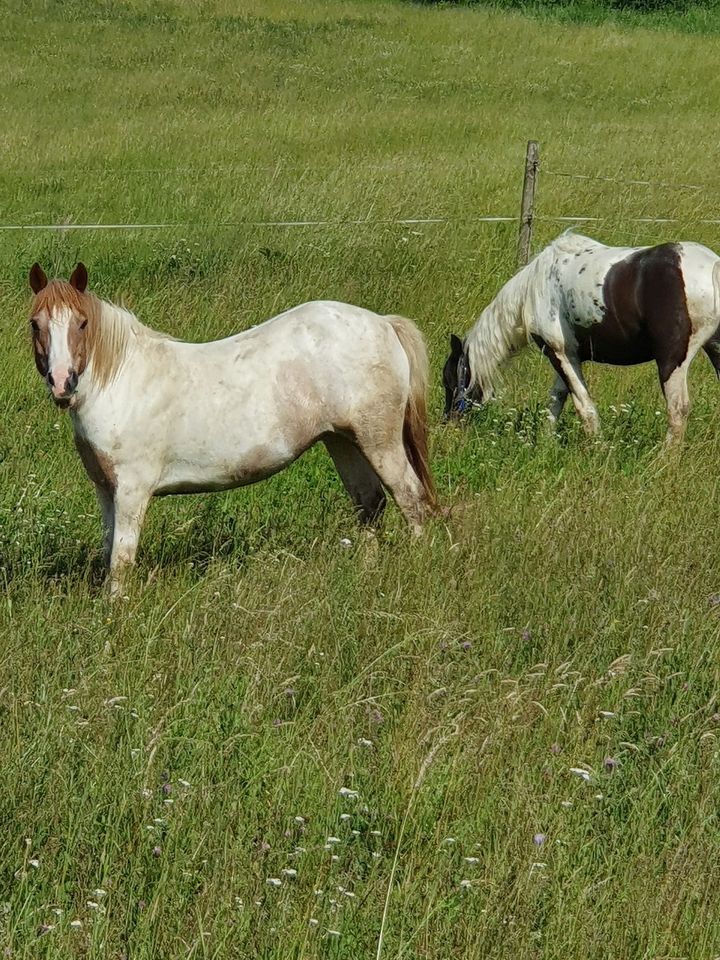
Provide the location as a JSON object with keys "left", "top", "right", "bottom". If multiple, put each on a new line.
{"left": 443, "top": 232, "right": 720, "bottom": 445}
{"left": 28, "top": 264, "right": 437, "bottom": 594}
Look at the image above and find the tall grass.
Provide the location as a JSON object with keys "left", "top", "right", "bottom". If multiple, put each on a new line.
{"left": 2, "top": 1, "right": 720, "bottom": 957}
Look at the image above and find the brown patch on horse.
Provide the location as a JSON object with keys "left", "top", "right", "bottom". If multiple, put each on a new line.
{"left": 576, "top": 244, "right": 690, "bottom": 378}
{"left": 74, "top": 435, "right": 117, "bottom": 491}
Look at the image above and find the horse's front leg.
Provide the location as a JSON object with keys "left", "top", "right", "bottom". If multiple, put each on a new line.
{"left": 107, "top": 482, "right": 151, "bottom": 597}
{"left": 94, "top": 483, "right": 115, "bottom": 570}
{"left": 554, "top": 353, "right": 600, "bottom": 436}
{"left": 547, "top": 371, "right": 570, "bottom": 427}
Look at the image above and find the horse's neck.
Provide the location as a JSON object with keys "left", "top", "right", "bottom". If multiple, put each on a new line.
{"left": 465, "top": 265, "right": 533, "bottom": 393}
{"left": 476, "top": 267, "right": 529, "bottom": 346}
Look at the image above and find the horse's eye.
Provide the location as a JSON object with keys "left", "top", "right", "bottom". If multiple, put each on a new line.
{"left": 79, "top": 319, "right": 88, "bottom": 330}
{"left": 30, "top": 319, "right": 39, "bottom": 333}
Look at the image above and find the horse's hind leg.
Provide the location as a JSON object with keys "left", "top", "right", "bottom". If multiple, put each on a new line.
{"left": 704, "top": 339, "right": 720, "bottom": 378}
{"left": 359, "top": 440, "right": 429, "bottom": 536}
{"left": 657, "top": 334, "right": 707, "bottom": 446}
{"left": 324, "top": 435, "right": 386, "bottom": 525}
{"left": 660, "top": 363, "right": 691, "bottom": 447}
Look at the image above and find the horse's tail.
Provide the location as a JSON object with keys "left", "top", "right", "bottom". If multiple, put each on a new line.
{"left": 386, "top": 315, "right": 438, "bottom": 510}
{"left": 712, "top": 259, "right": 720, "bottom": 327}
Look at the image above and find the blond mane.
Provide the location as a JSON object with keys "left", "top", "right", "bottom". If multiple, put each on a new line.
{"left": 465, "top": 233, "right": 596, "bottom": 395}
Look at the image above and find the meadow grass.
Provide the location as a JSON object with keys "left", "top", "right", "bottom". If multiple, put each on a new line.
{"left": 3, "top": 1, "right": 720, "bottom": 957}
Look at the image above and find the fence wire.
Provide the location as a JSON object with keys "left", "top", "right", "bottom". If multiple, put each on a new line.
{"left": 2, "top": 215, "right": 720, "bottom": 232}
{"left": 1, "top": 162, "right": 716, "bottom": 233}
{"left": 544, "top": 169, "right": 708, "bottom": 192}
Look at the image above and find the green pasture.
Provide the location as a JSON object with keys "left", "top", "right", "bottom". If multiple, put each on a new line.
{"left": 2, "top": 1, "right": 720, "bottom": 957}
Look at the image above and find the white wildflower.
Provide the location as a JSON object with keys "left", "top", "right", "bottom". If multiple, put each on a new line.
{"left": 569, "top": 767, "right": 591, "bottom": 782}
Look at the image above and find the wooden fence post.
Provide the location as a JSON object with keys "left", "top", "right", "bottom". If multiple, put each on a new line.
{"left": 517, "top": 140, "right": 540, "bottom": 269}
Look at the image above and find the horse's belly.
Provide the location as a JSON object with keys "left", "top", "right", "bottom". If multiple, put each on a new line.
{"left": 154, "top": 441, "right": 299, "bottom": 496}
{"left": 577, "top": 333, "right": 654, "bottom": 365}
{"left": 574, "top": 315, "right": 654, "bottom": 366}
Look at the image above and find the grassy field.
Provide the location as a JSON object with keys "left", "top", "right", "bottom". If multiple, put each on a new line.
{"left": 3, "top": 1, "right": 720, "bottom": 957}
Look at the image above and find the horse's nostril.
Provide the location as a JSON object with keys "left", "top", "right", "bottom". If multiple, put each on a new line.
{"left": 68, "top": 370, "right": 78, "bottom": 391}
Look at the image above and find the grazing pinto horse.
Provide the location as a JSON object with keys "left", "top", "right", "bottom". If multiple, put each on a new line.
{"left": 28, "top": 264, "right": 437, "bottom": 594}
{"left": 443, "top": 232, "right": 720, "bottom": 444}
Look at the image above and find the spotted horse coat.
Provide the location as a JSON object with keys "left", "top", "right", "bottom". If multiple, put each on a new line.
{"left": 443, "top": 232, "right": 720, "bottom": 445}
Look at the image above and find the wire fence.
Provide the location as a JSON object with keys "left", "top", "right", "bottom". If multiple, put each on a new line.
{"left": 3, "top": 216, "right": 720, "bottom": 233}
{"left": 543, "top": 168, "right": 710, "bottom": 192}
{"left": 1, "top": 154, "right": 717, "bottom": 233}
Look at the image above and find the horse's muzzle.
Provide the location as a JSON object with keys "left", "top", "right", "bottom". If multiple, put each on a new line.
{"left": 49, "top": 369, "right": 78, "bottom": 406}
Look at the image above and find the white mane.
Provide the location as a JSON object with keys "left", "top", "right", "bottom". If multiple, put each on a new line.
{"left": 89, "top": 298, "right": 172, "bottom": 387}
{"left": 464, "top": 232, "right": 599, "bottom": 395}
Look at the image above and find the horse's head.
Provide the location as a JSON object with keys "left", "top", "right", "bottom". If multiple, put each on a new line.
{"left": 28, "top": 263, "right": 93, "bottom": 409}
{"left": 443, "top": 333, "right": 479, "bottom": 420}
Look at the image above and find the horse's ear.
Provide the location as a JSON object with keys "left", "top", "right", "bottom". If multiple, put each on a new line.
{"left": 29, "top": 263, "right": 47, "bottom": 294}
{"left": 69, "top": 263, "right": 88, "bottom": 293}
{"left": 450, "top": 333, "right": 463, "bottom": 357}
